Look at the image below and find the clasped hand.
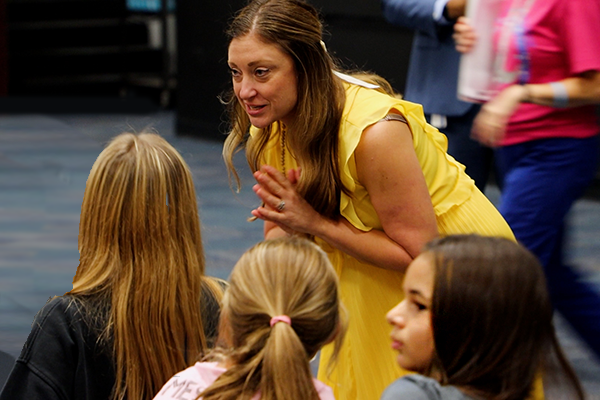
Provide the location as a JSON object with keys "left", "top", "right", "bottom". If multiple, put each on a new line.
{"left": 251, "top": 165, "right": 323, "bottom": 237}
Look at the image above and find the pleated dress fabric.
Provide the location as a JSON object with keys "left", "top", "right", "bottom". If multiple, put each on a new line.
{"left": 251, "top": 82, "right": 514, "bottom": 400}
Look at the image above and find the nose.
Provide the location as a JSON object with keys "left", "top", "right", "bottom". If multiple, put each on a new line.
{"left": 386, "top": 300, "right": 406, "bottom": 327}
{"left": 236, "top": 76, "right": 257, "bottom": 100}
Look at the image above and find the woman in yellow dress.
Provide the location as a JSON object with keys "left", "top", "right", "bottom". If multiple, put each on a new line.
{"left": 222, "top": 1, "right": 515, "bottom": 398}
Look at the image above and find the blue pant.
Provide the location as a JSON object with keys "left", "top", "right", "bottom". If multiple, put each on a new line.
{"left": 496, "top": 135, "right": 600, "bottom": 359}
{"left": 428, "top": 105, "right": 494, "bottom": 191}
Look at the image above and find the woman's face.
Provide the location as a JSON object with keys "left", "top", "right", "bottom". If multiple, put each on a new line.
{"left": 386, "top": 253, "right": 435, "bottom": 373}
{"left": 228, "top": 33, "right": 298, "bottom": 129}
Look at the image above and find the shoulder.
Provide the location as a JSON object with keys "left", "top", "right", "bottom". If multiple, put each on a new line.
{"left": 343, "top": 83, "right": 400, "bottom": 120}
{"left": 39, "top": 295, "right": 74, "bottom": 314}
{"left": 550, "top": 0, "right": 600, "bottom": 24}
{"left": 2, "top": 296, "right": 101, "bottom": 400}
{"left": 381, "top": 375, "right": 468, "bottom": 400}
{"left": 29, "top": 296, "right": 80, "bottom": 338}
{"left": 21, "top": 295, "right": 106, "bottom": 362}
{"left": 340, "top": 83, "right": 412, "bottom": 149}
{"left": 313, "top": 378, "right": 335, "bottom": 400}
{"left": 381, "top": 375, "right": 434, "bottom": 400}
{"left": 37, "top": 295, "right": 105, "bottom": 334}
{"left": 341, "top": 82, "right": 425, "bottom": 138}
{"left": 154, "top": 362, "right": 226, "bottom": 400}
{"left": 24, "top": 295, "right": 98, "bottom": 352}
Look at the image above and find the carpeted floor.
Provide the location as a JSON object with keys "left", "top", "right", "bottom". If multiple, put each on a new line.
{"left": 1, "top": 111, "right": 599, "bottom": 396}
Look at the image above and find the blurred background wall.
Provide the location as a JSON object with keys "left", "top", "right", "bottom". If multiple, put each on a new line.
{"left": 0, "top": 0, "right": 414, "bottom": 135}
{"left": 0, "top": 0, "right": 598, "bottom": 184}
{"left": 175, "top": 0, "right": 414, "bottom": 139}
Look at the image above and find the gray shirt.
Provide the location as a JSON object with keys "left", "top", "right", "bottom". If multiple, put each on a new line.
{"left": 381, "top": 375, "right": 476, "bottom": 400}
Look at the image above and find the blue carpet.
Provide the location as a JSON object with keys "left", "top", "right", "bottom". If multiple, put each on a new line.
{"left": 0, "top": 111, "right": 598, "bottom": 396}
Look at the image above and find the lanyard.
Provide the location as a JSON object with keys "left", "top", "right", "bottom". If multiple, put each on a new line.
{"left": 515, "top": 21, "right": 530, "bottom": 84}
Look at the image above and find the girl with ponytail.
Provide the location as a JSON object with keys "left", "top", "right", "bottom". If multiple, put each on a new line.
{"left": 154, "top": 236, "right": 347, "bottom": 400}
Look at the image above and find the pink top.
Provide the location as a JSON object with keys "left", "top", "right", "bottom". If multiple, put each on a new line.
{"left": 492, "top": 0, "right": 600, "bottom": 145}
{"left": 153, "top": 362, "right": 336, "bottom": 400}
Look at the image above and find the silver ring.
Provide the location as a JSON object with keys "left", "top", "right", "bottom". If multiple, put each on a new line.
{"left": 276, "top": 200, "right": 286, "bottom": 212}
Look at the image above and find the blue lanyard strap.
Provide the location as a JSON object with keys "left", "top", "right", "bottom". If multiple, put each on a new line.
{"left": 515, "top": 22, "right": 530, "bottom": 84}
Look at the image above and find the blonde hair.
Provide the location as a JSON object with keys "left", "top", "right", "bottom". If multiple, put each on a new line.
{"left": 199, "top": 237, "right": 347, "bottom": 400}
{"left": 69, "top": 132, "right": 223, "bottom": 400}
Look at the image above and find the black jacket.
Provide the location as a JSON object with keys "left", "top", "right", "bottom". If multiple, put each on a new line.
{"left": 0, "top": 281, "right": 223, "bottom": 400}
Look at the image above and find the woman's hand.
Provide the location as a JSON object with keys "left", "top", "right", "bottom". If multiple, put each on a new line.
{"left": 253, "top": 116, "right": 439, "bottom": 273}
{"left": 472, "top": 84, "right": 528, "bottom": 147}
{"left": 453, "top": 17, "right": 477, "bottom": 53}
{"left": 251, "top": 165, "right": 325, "bottom": 237}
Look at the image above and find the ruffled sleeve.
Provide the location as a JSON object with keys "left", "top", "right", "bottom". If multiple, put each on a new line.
{"left": 337, "top": 83, "right": 474, "bottom": 231}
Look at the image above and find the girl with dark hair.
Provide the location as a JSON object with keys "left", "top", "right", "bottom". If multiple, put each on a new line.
{"left": 383, "top": 234, "right": 585, "bottom": 400}
{"left": 154, "top": 236, "right": 347, "bottom": 400}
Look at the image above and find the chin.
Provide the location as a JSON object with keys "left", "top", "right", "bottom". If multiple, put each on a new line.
{"left": 246, "top": 114, "right": 276, "bottom": 129}
{"left": 249, "top": 120, "right": 272, "bottom": 129}
{"left": 397, "top": 357, "right": 424, "bottom": 374}
{"left": 396, "top": 355, "right": 411, "bottom": 371}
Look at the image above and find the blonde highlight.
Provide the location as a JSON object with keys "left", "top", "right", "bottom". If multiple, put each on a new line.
{"left": 71, "top": 133, "right": 221, "bottom": 399}
{"left": 199, "top": 237, "right": 347, "bottom": 400}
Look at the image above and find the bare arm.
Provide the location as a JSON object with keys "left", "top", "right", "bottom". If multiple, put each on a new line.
{"left": 520, "top": 71, "right": 600, "bottom": 107}
{"left": 253, "top": 118, "right": 439, "bottom": 272}
{"left": 472, "top": 71, "right": 600, "bottom": 147}
{"left": 351, "top": 116, "right": 439, "bottom": 267}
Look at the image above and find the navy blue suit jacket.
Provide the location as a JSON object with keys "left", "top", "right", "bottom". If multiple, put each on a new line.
{"left": 382, "top": 0, "right": 474, "bottom": 116}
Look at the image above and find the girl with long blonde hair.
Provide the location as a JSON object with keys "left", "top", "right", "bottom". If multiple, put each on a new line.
{"left": 0, "top": 133, "right": 225, "bottom": 400}
{"left": 155, "top": 236, "right": 347, "bottom": 400}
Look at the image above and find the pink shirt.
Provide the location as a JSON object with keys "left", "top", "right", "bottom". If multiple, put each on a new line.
{"left": 493, "top": 0, "right": 600, "bottom": 145}
{"left": 153, "top": 362, "right": 336, "bottom": 400}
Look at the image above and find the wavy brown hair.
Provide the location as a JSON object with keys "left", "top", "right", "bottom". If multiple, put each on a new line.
{"left": 222, "top": 0, "right": 402, "bottom": 219}
{"left": 198, "top": 236, "right": 347, "bottom": 400}
{"left": 223, "top": 0, "right": 363, "bottom": 218}
{"left": 69, "top": 133, "right": 223, "bottom": 400}
{"left": 424, "top": 235, "right": 584, "bottom": 400}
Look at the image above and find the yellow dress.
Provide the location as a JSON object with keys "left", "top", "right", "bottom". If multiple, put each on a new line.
{"left": 254, "top": 82, "right": 515, "bottom": 399}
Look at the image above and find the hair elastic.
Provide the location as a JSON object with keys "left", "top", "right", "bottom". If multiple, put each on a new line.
{"left": 549, "top": 81, "right": 569, "bottom": 108}
{"left": 270, "top": 315, "right": 292, "bottom": 327}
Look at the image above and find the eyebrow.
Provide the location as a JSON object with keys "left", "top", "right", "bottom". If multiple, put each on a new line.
{"left": 228, "top": 59, "right": 276, "bottom": 67}
{"left": 406, "top": 288, "right": 431, "bottom": 301}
